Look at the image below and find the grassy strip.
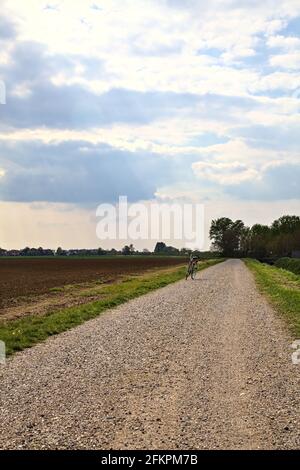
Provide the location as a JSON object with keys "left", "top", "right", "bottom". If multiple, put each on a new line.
{"left": 0, "top": 259, "right": 223, "bottom": 356}
{"left": 245, "top": 259, "right": 300, "bottom": 337}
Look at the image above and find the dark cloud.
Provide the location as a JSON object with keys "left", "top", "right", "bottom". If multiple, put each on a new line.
{"left": 0, "top": 40, "right": 198, "bottom": 128}
{"left": 0, "top": 140, "right": 194, "bottom": 203}
{"left": 0, "top": 38, "right": 262, "bottom": 130}
{"left": 0, "top": 84, "right": 201, "bottom": 129}
{"left": 232, "top": 124, "right": 300, "bottom": 151}
{"left": 227, "top": 162, "right": 300, "bottom": 200}
{"left": 0, "top": 41, "right": 95, "bottom": 85}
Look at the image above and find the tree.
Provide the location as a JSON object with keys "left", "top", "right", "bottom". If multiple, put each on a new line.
{"left": 122, "top": 245, "right": 130, "bottom": 255}
{"left": 21, "top": 247, "right": 31, "bottom": 256}
{"left": 122, "top": 244, "right": 134, "bottom": 255}
{"left": 165, "top": 245, "right": 179, "bottom": 255}
{"left": 240, "top": 226, "right": 251, "bottom": 256}
{"left": 209, "top": 218, "right": 245, "bottom": 256}
{"left": 231, "top": 220, "right": 245, "bottom": 251}
{"left": 154, "top": 242, "right": 167, "bottom": 253}
{"left": 249, "top": 224, "right": 271, "bottom": 258}
{"left": 270, "top": 216, "right": 300, "bottom": 256}
{"left": 180, "top": 247, "right": 192, "bottom": 257}
{"left": 209, "top": 218, "right": 244, "bottom": 256}
{"left": 271, "top": 215, "right": 300, "bottom": 235}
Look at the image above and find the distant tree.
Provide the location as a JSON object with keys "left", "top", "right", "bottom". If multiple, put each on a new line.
{"left": 249, "top": 224, "right": 271, "bottom": 258}
{"left": 56, "top": 247, "right": 65, "bottom": 256}
{"left": 239, "top": 226, "right": 251, "bottom": 256}
{"left": 122, "top": 245, "right": 131, "bottom": 255}
{"left": 210, "top": 217, "right": 232, "bottom": 254}
{"left": 180, "top": 247, "right": 192, "bottom": 257}
{"left": 209, "top": 218, "right": 244, "bottom": 256}
{"left": 271, "top": 215, "right": 300, "bottom": 235}
{"left": 154, "top": 242, "right": 167, "bottom": 253}
{"left": 121, "top": 244, "right": 135, "bottom": 255}
{"left": 97, "top": 247, "right": 106, "bottom": 255}
{"left": 44, "top": 249, "right": 55, "bottom": 256}
{"left": 270, "top": 215, "right": 300, "bottom": 256}
{"left": 165, "top": 245, "right": 179, "bottom": 255}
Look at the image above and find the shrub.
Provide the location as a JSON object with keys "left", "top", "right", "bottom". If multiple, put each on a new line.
{"left": 275, "top": 257, "right": 300, "bottom": 275}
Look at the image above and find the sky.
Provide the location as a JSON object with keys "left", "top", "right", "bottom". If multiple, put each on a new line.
{"left": 0, "top": 0, "right": 300, "bottom": 250}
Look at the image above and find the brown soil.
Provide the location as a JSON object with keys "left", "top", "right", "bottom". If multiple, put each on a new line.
{"left": 0, "top": 257, "right": 186, "bottom": 320}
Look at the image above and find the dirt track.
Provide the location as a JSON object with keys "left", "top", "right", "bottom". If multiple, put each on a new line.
{"left": 0, "top": 259, "right": 299, "bottom": 449}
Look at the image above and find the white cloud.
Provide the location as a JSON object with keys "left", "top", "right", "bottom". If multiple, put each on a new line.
{"left": 250, "top": 71, "right": 300, "bottom": 93}
{"left": 270, "top": 52, "right": 300, "bottom": 69}
{"left": 1, "top": 0, "right": 298, "bottom": 96}
{"left": 192, "top": 161, "right": 259, "bottom": 185}
{"left": 11, "top": 83, "right": 32, "bottom": 98}
{"left": 192, "top": 138, "right": 282, "bottom": 164}
{"left": 267, "top": 34, "right": 300, "bottom": 49}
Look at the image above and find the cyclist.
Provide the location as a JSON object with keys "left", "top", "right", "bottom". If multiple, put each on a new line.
{"left": 186, "top": 253, "right": 199, "bottom": 280}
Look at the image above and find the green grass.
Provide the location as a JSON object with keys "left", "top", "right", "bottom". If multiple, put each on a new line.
{"left": 274, "top": 257, "right": 300, "bottom": 275}
{"left": 49, "top": 286, "right": 65, "bottom": 293}
{"left": 245, "top": 259, "right": 300, "bottom": 337}
{"left": 0, "top": 259, "right": 223, "bottom": 356}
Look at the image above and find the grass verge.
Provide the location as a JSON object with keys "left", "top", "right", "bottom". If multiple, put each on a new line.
{"left": 245, "top": 259, "right": 300, "bottom": 337}
{"left": 0, "top": 259, "right": 223, "bottom": 356}
{"left": 274, "top": 257, "right": 300, "bottom": 275}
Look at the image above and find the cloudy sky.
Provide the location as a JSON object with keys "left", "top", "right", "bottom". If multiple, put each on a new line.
{"left": 0, "top": 0, "right": 300, "bottom": 249}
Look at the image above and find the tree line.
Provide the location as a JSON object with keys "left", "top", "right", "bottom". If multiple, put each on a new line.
{"left": 0, "top": 242, "right": 216, "bottom": 258}
{"left": 0, "top": 243, "right": 194, "bottom": 257}
{"left": 2, "top": 215, "right": 298, "bottom": 259}
{"left": 209, "top": 215, "right": 300, "bottom": 258}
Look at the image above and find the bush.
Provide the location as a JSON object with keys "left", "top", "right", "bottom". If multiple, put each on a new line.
{"left": 275, "top": 257, "right": 300, "bottom": 275}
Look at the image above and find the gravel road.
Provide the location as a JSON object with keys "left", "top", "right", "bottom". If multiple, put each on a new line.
{"left": 0, "top": 259, "right": 299, "bottom": 449}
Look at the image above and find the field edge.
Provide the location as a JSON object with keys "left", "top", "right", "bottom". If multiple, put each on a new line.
{"left": 0, "top": 259, "right": 223, "bottom": 357}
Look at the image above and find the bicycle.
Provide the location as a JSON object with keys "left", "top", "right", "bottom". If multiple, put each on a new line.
{"left": 186, "top": 261, "right": 198, "bottom": 280}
